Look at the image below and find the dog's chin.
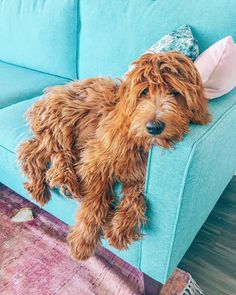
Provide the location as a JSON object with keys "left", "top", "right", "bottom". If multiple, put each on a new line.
{"left": 131, "top": 127, "right": 187, "bottom": 150}
{"left": 144, "top": 133, "right": 184, "bottom": 149}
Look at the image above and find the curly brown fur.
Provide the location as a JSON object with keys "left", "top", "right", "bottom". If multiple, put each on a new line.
{"left": 104, "top": 182, "right": 146, "bottom": 250}
{"left": 18, "top": 51, "right": 211, "bottom": 259}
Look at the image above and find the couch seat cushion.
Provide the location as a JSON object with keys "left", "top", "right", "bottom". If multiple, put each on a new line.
{"left": 0, "top": 61, "right": 70, "bottom": 109}
{"left": 0, "top": 96, "right": 40, "bottom": 152}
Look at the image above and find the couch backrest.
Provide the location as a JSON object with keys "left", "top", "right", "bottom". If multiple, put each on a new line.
{"left": 79, "top": 0, "right": 236, "bottom": 79}
{"left": 0, "top": 0, "right": 79, "bottom": 80}
{"left": 1, "top": 1, "right": 236, "bottom": 81}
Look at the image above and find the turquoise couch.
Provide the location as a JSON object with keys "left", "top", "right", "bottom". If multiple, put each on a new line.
{"left": 0, "top": 0, "right": 236, "bottom": 285}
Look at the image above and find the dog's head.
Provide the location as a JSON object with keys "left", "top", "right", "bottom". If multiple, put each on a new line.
{"left": 119, "top": 51, "right": 211, "bottom": 148}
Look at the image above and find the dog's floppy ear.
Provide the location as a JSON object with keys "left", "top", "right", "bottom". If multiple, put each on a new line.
{"left": 166, "top": 51, "right": 211, "bottom": 125}
{"left": 118, "top": 53, "right": 155, "bottom": 115}
{"left": 118, "top": 71, "right": 139, "bottom": 115}
{"left": 185, "top": 75, "right": 211, "bottom": 125}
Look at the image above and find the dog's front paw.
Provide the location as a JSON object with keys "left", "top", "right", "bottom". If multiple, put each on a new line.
{"left": 67, "top": 227, "right": 98, "bottom": 260}
{"left": 104, "top": 225, "right": 142, "bottom": 250}
{"left": 46, "top": 168, "right": 81, "bottom": 199}
{"left": 61, "top": 184, "right": 74, "bottom": 199}
{"left": 24, "top": 182, "right": 51, "bottom": 207}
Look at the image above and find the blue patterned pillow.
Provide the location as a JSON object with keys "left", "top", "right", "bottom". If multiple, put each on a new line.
{"left": 147, "top": 25, "right": 199, "bottom": 61}
{"left": 125, "top": 25, "right": 199, "bottom": 76}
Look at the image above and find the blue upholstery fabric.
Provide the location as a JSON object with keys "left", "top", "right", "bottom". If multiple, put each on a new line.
{"left": 0, "top": 0, "right": 79, "bottom": 79}
{"left": 0, "top": 0, "right": 236, "bottom": 285}
{"left": 0, "top": 90, "right": 235, "bottom": 283}
{"left": 0, "top": 61, "right": 69, "bottom": 109}
{"left": 79, "top": 0, "right": 236, "bottom": 79}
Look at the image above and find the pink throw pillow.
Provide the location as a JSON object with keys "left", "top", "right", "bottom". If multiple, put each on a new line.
{"left": 194, "top": 36, "right": 236, "bottom": 99}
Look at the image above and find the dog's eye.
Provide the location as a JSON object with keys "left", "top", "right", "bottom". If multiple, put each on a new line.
{"left": 140, "top": 88, "right": 149, "bottom": 97}
{"left": 171, "top": 90, "right": 180, "bottom": 97}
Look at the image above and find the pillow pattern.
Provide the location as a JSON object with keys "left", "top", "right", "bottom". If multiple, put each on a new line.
{"left": 194, "top": 36, "right": 236, "bottom": 99}
{"left": 147, "top": 24, "right": 199, "bottom": 61}
{"left": 125, "top": 24, "right": 199, "bottom": 76}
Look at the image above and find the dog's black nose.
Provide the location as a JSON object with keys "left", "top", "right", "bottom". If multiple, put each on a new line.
{"left": 146, "top": 121, "right": 165, "bottom": 135}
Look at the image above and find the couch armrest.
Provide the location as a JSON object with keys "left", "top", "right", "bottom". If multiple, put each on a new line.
{"left": 139, "top": 89, "right": 236, "bottom": 283}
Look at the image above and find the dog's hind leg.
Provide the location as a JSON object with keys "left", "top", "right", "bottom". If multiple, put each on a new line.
{"left": 45, "top": 151, "right": 80, "bottom": 199}
{"left": 104, "top": 182, "right": 146, "bottom": 250}
{"left": 17, "top": 138, "right": 51, "bottom": 206}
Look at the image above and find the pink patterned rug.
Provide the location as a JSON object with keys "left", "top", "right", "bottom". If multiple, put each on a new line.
{"left": 0, "top": 184, "right": 202, "bottom": 295}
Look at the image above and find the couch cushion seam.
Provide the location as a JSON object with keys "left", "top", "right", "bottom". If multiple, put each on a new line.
{"left": 137, "top": 146, "right": 153, "bottom": 270}
{"left": 75, "top": 0, "right": 80, "bottom": 79}
{"left": 0, "top": 59, "right": 73, "bottom": 81}
{"left": 0, "top": 144, "right": 14, "bottom": 155}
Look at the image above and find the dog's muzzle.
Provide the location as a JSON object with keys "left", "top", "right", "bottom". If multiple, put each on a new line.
{"left": 146, "top": 121, "right": 165, "bottom": 135}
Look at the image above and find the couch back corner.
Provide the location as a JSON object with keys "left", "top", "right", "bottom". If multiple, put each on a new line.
{"left": 0, "top": 0, "right": 79, "bottom": 80}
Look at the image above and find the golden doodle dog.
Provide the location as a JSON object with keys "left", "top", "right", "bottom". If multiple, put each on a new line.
{"left": 18, "top": 51, "right": 211, "bottom": 260}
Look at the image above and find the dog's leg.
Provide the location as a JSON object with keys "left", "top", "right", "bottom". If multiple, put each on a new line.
{"left": 67, "top": 179, "right": 112, "bottom": 260}
{"left": 67, "top": 151, "right": 113, "bottom": 260}
{"left": 104, "top": 182, "right": 146, "bottom": 250}
{"left": 45, "top": 151, "right": 80, "bottom": 199}
{"left": 18, "top": 138, "right": 51, "bottom": 206}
